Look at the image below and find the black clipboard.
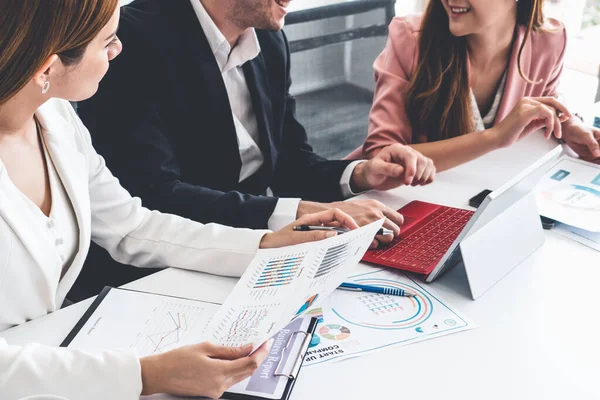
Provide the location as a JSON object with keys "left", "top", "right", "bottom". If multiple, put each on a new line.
{"left": 61, "top": 286, "right": 318, "bottom": 400}
{"left": 61, "top": 286, "right": 113, "bottom": 347}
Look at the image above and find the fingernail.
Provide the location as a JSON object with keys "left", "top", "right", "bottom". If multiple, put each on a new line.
{"left": 242, "top": 343, "right": 253, "bottom": 350}
{"left": 325, "top": 231, "right": 337, "bottom": 238}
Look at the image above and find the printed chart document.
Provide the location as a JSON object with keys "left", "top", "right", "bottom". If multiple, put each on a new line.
{"left": 202, "top": 220, "right": 384, "bottom": 350}
{"left": 65, "top": 288, "right": 218, "bottom": 354}
{"left": 304, "top": 267, "right": 476, "bottom": 366}
{"left": 535, "top": 156, "right": 600, "bottom": 232}
{"left": 65, "top": 220, "right": 382, "bottom": 400}
{"left": 64, "top": 288, "right": 314, "bottom": 400}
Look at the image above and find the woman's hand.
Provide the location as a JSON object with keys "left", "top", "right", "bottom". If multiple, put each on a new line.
{"left": 140, "top": 341, "right": 272, "bottom": 399}
{"left": 259, "top": 209, "right": 360, "bottom": 249}
{"left": 561, "top": 118, "right": 600, "bottom": 163}
{"left": 488, "top": 97, "right": 572, "bottom": 149}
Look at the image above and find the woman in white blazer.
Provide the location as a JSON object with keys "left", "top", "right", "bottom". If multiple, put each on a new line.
{"left": 0, "top": 1, "right": 359, "bottom": 399}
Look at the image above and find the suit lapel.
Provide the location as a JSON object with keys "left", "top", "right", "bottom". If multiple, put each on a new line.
{"left": 0, "top": 102, "right": 90, "bottom": 297}
{"left": 36, "top": 103, "right": 91, "bottom": 298}
{"left": 495, "top": 25, "right": 531, "bottom": 124}
{"left": 243, "top": 54, "right": 275, "bottom": 174}
{"left": 166, "top": 0, "right": 242, "bottom": 176}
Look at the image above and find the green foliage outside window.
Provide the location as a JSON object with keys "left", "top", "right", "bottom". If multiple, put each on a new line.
{"left": 583, "top": 0, "right": 600, "bottom": 28}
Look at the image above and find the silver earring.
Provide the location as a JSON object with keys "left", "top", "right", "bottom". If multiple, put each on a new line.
{"left": 41, "top": 81, "right": 50, "bottom": 94}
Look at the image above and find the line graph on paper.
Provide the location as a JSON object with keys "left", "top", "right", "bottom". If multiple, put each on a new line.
{"left": 134, "top": 302, "right": 211, "bottom": 355}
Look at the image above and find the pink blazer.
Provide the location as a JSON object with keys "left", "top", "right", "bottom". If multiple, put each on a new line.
{"left": 347, "top": 15, "right": 567, "bottom": 159}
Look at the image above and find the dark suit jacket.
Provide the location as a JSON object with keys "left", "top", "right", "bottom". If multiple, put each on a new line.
{"left": 70, "top": 0, "right": 353, "bottom": 300}
{"left": 78, "top": 0, "right": 352, "bottom": 229}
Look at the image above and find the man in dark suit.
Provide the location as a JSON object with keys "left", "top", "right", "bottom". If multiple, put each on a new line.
{"left": 71, "top": 0, "right": 435, "bottom": 300}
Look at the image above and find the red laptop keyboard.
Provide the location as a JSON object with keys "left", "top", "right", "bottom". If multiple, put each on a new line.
{"left": 362, "top": 202, "right": 475, "bottom": 275}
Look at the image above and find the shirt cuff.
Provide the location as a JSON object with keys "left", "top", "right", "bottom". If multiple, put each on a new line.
{"left": 340, "top": 160, "right": 367, "bottom": 198}
{"left": 267, "top": 198, "right": 301, "bottom": 231}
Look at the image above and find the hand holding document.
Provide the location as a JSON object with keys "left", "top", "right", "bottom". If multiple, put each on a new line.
{"left": 201, "top": 219, "right": 385, "bottom": 350}
{"left": 64, "top": 220, "right": 383, "bottom": 400}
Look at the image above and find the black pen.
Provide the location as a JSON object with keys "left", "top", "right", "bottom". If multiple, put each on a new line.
{"left": 293, "top": 225, "right": 394, "bottom": 236}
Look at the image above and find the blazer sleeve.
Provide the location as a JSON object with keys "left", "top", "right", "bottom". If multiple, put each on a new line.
{"left": 269, "top": 31, "right": 352, "bottom": 203}
{"left": 542, "top": 24, "right": 567, "bottom": 98}
{"left": 0, "top": 338, "right": 142, "bottom": 399}
{"left": 363, "top": 19, "right": 418, "bottom": 155}
{"left": 67, "top": 102, "right": 270, "bottom": 277}
{"left": 77, "top": 21, "right": 278, "bottom": 230}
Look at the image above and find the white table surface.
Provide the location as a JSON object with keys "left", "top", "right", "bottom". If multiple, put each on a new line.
{"left": 2, "top": 133, "right": 599, "bottom": 400}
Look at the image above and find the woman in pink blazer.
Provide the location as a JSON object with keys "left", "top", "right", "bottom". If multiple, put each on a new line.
{"left": 350, "top": 0, "right": 600, "bottom": 172}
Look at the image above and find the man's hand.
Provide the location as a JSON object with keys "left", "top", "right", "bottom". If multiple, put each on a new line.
{"left": 350, "top": 144, "right": 436, "bottom": 192}
{"left": 260, "top": 209, "right": 359, "bottom": 249}
{"left": 562, "top": 118, "right": 600, "bottom": 163}
{"left": 298, "top": 199, "right": 404, "bottom": 248}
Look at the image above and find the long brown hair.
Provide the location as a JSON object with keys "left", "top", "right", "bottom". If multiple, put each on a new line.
{"left": 0, "top": 0, "right": 119, "bottom": 105}
{"left": 406, "top": 0, "right": 545, "bottom": 142}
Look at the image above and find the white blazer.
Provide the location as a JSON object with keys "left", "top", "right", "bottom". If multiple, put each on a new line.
{"left": 0, "top": 99, "right": 270, "bottom": 399}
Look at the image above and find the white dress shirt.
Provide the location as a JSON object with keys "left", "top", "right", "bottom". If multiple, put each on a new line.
{"left": 190, "top": 0, "right": 363, "bottom": 230}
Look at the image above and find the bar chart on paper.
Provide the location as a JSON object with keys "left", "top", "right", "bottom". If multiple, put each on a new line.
{"left": 201, "top": 220, "right": 385, "bottom": 352}
{"left": 315, "top": 242, "right": 350, "bottom": 278}
{"left": 309, "top": 242, "right": 352, "bottom": 287}
{"left": 251, "top": 252, "right": 307, "bottom": 289}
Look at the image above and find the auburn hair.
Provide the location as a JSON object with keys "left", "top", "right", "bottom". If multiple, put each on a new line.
{"left": 0, "top": 0, "right": 119, "bottom": 105}
{"left": 405, "top": 0, "right": 545, "bottom": 142}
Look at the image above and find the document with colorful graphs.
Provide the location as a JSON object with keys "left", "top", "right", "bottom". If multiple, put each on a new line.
{"left": 201, "top": 219, "right": 384, "bottom": 350}
{"left": 535, "top": 156, "right": 600, "bottom": 232}
{"left": 303, "top": 267, "right": 476, "bottom": 366}
{"left": 62, "top": 288, "right": 315, "bottom": 400}
{"left": 62, "top": 221, "right": 382, "bottom": 399}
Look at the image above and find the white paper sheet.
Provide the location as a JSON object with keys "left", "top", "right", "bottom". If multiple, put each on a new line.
{"left": 66, "top": 289, "right": 315, "bottom": 400}
{"left": 535, "top": 156, "right": 600, "bottom": 232}
{"left": 201, "top": 220, "right": 384, "bottom": 350}
{"left": 67, "top": 221, "right": 383, "bottom": 399}
{"left": 303, "top": 267, "right": 477, "bottom": 366}
{"left": 66, "top": 289, "right": 219, "bottom": 354}
{"left": 554, "top": 223, "right": 600, "bottom": 252}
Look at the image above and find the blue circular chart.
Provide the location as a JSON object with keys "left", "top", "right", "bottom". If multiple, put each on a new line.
{"left": 330, "top": 278, "right": 433, "bottom": 330}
